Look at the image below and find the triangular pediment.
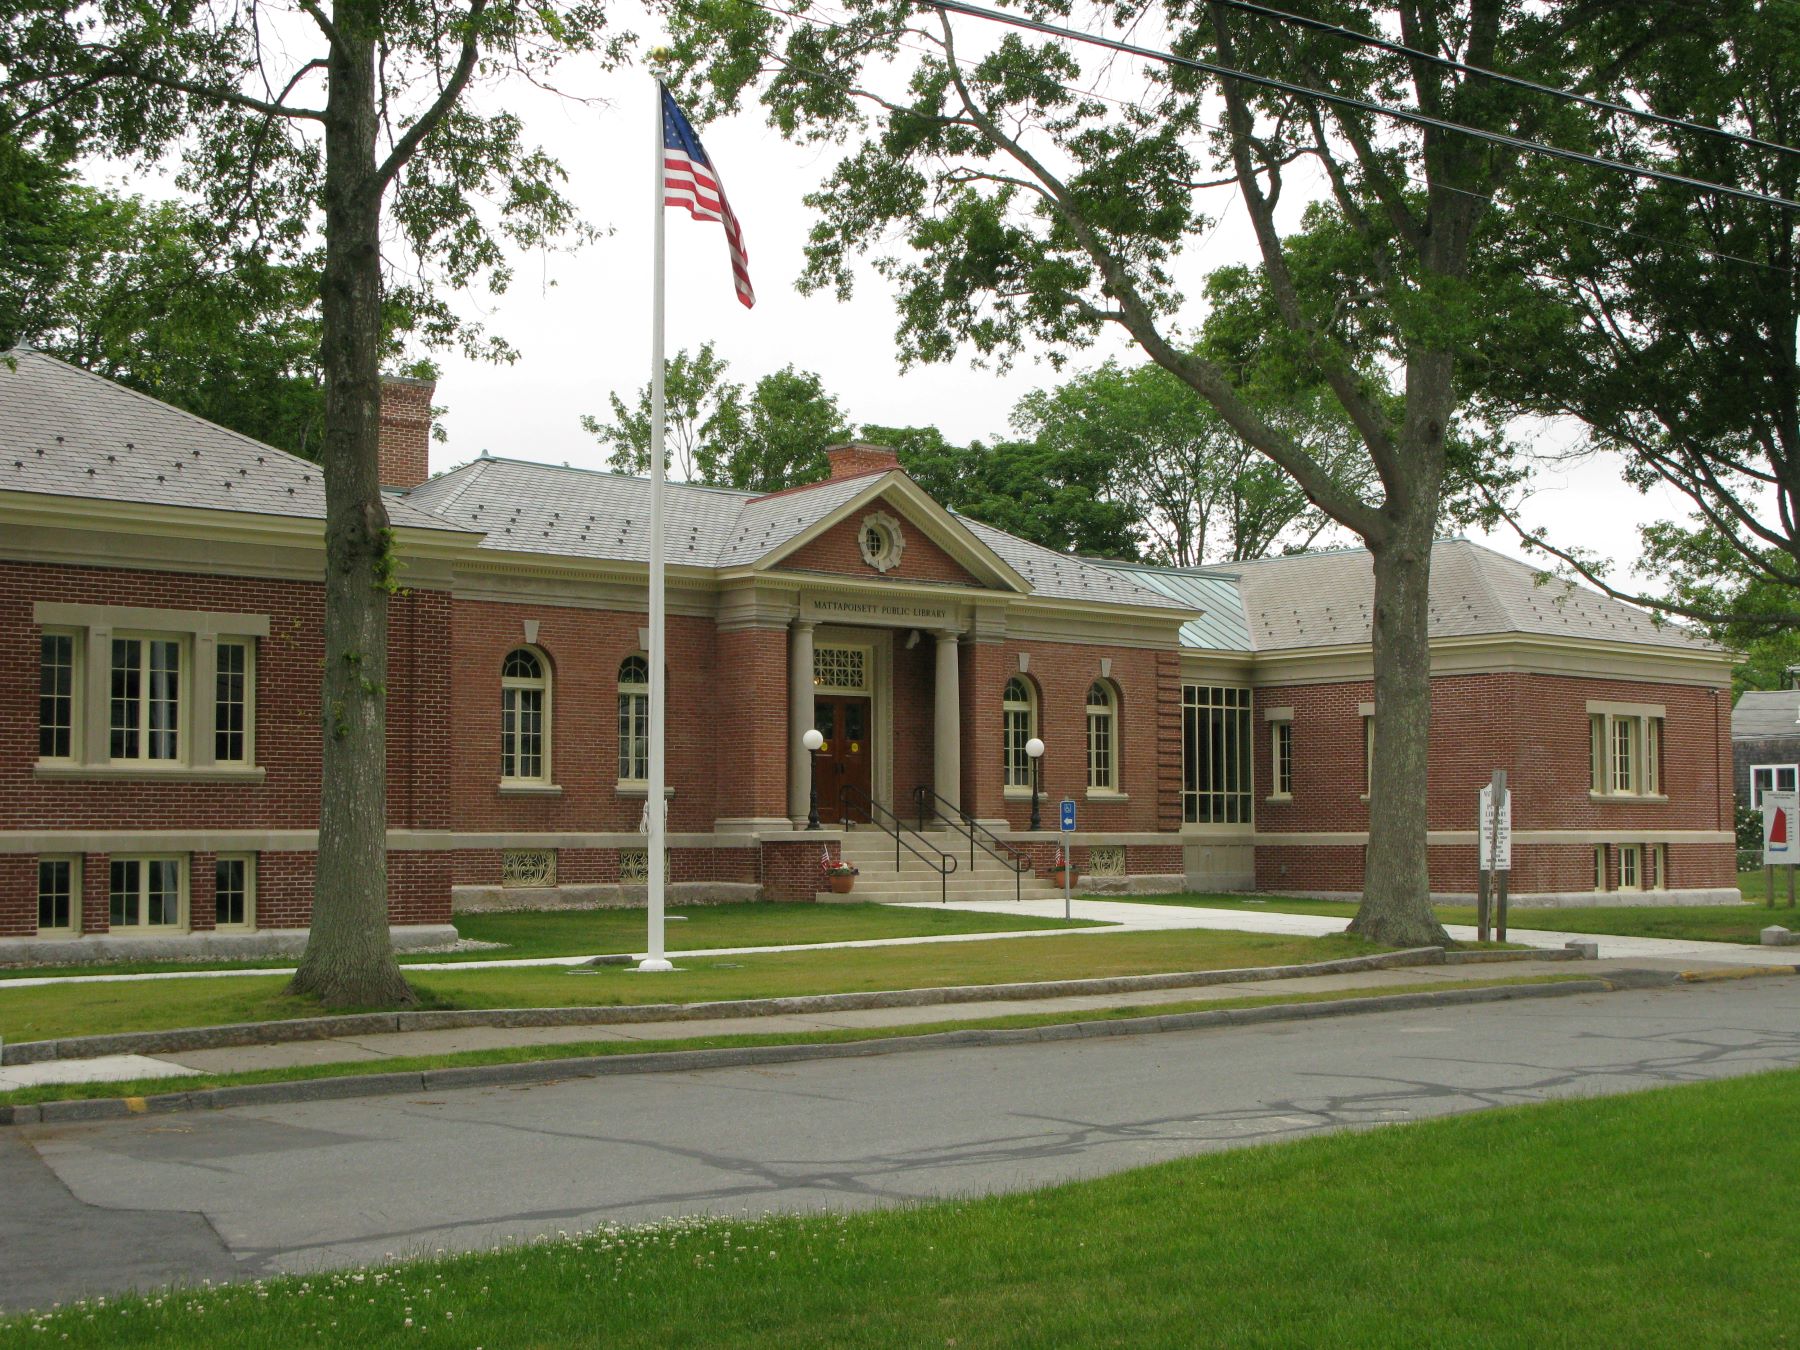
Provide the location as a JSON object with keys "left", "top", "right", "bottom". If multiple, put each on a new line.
{"left": 739, "top": 472, "right": 1031, "bottom": 593}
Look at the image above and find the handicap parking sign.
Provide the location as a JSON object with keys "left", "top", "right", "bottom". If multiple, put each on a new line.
{"left": 1060, "top": 799, "right": 1076, "bottom": 832}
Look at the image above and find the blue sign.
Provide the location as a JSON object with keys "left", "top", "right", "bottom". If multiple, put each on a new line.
{"left": 1059, "top": 799, "right": 1076, "bottom": 832}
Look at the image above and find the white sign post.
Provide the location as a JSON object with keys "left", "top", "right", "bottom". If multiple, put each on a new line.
{"left": 1477, "top": 772, "right": 1511, "bottom": 942}
{"left": 1762, "top": 789, "right": 1798, "bottom": 910}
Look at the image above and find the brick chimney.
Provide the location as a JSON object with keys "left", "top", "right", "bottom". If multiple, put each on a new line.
{"left": 824, "top": 442, "right": 900, "bottom": 482}
{"left": 378, "top": 375, "right": 436, "bottom": 489}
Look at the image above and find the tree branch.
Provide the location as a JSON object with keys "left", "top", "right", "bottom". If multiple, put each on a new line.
{"left": 374, "top": 0, "right": 492, "bottom": 189}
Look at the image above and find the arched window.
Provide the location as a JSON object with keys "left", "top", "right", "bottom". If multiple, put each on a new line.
{"left": 1002, "top": 677, "right": 1036, "bottom": 789}
{"left": 618, "top": 655, "right": 649, "bottom": 783}
{"left": 500, "top": 647, "right": 549, "bottom": 781}
{"left": 1086, "top": 682, "right": 1117, "bottom": 789}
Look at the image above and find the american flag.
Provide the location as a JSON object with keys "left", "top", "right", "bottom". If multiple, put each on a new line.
{"left": 661, "top": 85, "right": 754, "bottom": 309}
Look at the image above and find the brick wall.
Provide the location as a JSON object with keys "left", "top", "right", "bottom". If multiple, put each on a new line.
{"left": 715, "top": 625, "right": 789, "bottom": 820}
{"left": 762, "top": 838, "right": 841, "bottom": 900}
{"left": 448, "top": 599, "right": 720, "bottom": 833}
{"left": 780, "top": 494, "right": 983, "bottom": 587}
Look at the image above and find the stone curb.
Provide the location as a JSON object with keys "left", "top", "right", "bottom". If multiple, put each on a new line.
{"left": 1, "top": 945, "right": 1495, "bottom": 1066}
{"left": 0, "top": 978, "right": 1611, "bottom": 1126}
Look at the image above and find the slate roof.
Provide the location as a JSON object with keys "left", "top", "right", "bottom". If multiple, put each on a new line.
{"left": 1105, "top": 539, "right": 1722, "bottom": 655}
{"left": 0, "top": 349, "right": 455, "bottom": 532}
{"left": 1733, "top": 691, "right": 1800, "bottom": 741}
{"left": 403, "top": 454, "right": 1193, "bottom": 610}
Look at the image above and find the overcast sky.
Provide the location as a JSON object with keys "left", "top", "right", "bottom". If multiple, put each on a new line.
{"left": 415, "top": 36, "right": 1692, "bottom": 586}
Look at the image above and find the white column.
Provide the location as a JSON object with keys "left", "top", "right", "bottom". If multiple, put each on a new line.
{"left": 788, "top": 620, "right": 816, "bottom": 823}
{"left": 934, "top": 629, "right": 961, "bottom": 818}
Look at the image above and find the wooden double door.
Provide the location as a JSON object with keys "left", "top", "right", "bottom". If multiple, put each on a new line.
{"left": 814, "top": 695, "right": 873, "bottom": 822}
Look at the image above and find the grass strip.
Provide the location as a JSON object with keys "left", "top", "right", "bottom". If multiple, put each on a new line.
{"left": 0, "top": 903, "right": 1101, "bottom": 980}
{"left": 0, "top": 930, "right": 1385, "bottom": 1044}
{"left": 0, "top": 975, "right": 1587, "bottom": 1110}
{"left": 8, "top": 1066, "right": 1795, "bottom": 1345}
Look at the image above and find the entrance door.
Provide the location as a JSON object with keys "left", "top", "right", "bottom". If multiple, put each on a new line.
{"left": 814, "top": 695, "right": 873, "bottom": 822}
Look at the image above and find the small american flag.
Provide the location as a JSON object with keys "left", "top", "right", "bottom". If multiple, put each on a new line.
{"left": 661, "top": 85, "right": 754, "bottom": 309}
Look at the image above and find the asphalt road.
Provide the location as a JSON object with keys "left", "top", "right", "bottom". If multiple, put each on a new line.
{"left": 5, "top": 977, "right": 1798, "bottom": 1314}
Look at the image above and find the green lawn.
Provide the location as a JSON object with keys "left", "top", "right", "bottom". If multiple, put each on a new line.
{"left": 1132, "top": 891, "right": 1792, "bottom": 944}
{"left": 9, "top": 1069, "right": 1795, "bottom": 1345}
{"left": 0, "top": 928, "right": 1385, "bottom": 1044}
{"left": 0, "top": 903, "right": 1099, "bottom": 980}
{"left": 0, "top": 974, "right": 1586, "bottom": 1110}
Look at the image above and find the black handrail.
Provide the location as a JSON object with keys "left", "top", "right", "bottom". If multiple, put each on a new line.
{"left": 911, "top": 785, "right": 1029, "bottom": 903}
{"left": 838, "top": 784, "right": 958, "bottom": 904}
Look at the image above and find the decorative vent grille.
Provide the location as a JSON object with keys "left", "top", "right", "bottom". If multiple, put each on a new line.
{"left": 1089, "top": 845, "right": 1125, "bottom": 878}
{"left": 619, "top": 848, "right": 648, "bottom": 883}
{"left": 814, "top": 646, "right": 868, "bottom": 691}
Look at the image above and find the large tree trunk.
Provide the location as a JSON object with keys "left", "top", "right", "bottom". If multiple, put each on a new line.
{"left": 291, "top": 0, "right": 416, "bottom": 1008}
{"left": 1349, "top": 526, "right": 1452, "bottom": 948}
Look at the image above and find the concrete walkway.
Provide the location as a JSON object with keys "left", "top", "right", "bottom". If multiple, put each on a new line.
{"left": 0, "top": 951, "right": 1728, "bottom": 1093}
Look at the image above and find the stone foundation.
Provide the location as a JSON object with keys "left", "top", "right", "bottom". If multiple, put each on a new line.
{"left": 0, "top": 923, "right": 459, "bottom": 967}
{"left": 452, "top": 881, "right": 762, "bottom": 912}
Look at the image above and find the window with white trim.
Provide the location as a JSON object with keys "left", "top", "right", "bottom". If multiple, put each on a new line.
{"left": 1086, "top": 682, "right": 1117, "bottom": 789}
{"left": 500, "top": 647, "right": 550, "bottom": 782}
{"left": 1590, "top": 711, "right": 1662, "bottom": 796}
{"left": 1003, "top": 677, "right": 1037, "bottom": 789}
{"left": 1182, "top": 685, "right": 1252, "bottom": 824}
{"left": 110, "top": 856, "right": 184, "bottom": 931}
{"left": 215, "top": 640, "right": 252, "bottom": 763}
{"left": 1272, "top": 720, "right": 1294, "bottom": 798}
{"left": 618, "top": 655, "right": 649, "bottom": 784}
{"left": 215, "top": 854, "right": 256, "bottom": 929}
{"left": 1594, "top": 844, "right": 1607, "bottom": 891}
{"left": 1751, "top": 764, "right": 1798, "bottom": 809}
{"left": 110, "top": 635, "right": 182, "bottom": 762}
{"left": 1620, "top": 843, "right": 1641, "bottom": 890}
{"left": 39, "top": 632, "right": 77, "bottom": 760}
{"left": 1363, "top": 715, "right": 1376, "bottom": 795}
{"left": 38, "top": 857, "right": 79, "bottom": 935}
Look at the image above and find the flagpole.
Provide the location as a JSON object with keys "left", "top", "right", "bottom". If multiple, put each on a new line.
{"left": 639, "top": 70, "right": 673, "bottom": 974}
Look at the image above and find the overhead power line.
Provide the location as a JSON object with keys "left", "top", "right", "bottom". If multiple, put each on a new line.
{"left": 918, "top": 0, "right": 1800, "bottom": 213}
{"left": 1208, "top": 0, "right": 1800, "bottom": 161}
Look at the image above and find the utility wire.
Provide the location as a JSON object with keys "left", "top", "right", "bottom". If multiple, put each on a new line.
{"left": 918, "top": 0, "right": 1800, "bottom": 212}
{"left": 1207, "top": 0, "right": 1800, "bottom": 161}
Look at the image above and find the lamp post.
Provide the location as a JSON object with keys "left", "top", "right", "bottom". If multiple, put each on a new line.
{"left": 1026, "top": 736, "right": 1045, "bottom": 832}
{"left": 803, "top": 728, "right": 824, "bottom": 829}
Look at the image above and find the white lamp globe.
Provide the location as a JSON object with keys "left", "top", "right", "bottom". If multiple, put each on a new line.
{"left": 1025, "top": 737, "right": 1045, "bottom": 759}
{"left": 803, "top": 729, "right": 825, "bottom": 751}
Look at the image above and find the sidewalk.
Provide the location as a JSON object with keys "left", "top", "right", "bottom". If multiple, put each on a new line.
{"left": 0, "top": 952, "right": 1717, "bottom": 1094}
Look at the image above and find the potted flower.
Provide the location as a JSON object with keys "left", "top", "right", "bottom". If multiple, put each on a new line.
{"left": 1049, "top": 858, "right": 1078, "bottom": 886}
{"left": 823, "top": 859, "right": 859, "bottom": 895}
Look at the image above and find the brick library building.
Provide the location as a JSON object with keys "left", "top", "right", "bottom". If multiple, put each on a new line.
{"left": 1, "top": 351, "right": 1739, "bottom": 959}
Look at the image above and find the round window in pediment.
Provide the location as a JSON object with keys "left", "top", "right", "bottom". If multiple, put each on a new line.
{"left": 858, "top": 510, "right": 905, "bottom": 573}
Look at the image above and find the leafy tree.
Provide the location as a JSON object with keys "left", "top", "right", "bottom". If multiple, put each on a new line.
{"left": 661, "top": 0, "right": 1576, "bottom": 942}
{"left": 1010, "top": 356, "right": 1366, "bottom": 565}
{"left": 1468, "top": 0, "right": 1800, "bottom": 629}
{"left": 7, "top": 0, "right": 624, "bottom": 1005}
{"left": 870, "top": 422, "right": 1142, "bottom": 558}
{"left": 3, "top": 142, "right": 328, "bottom": 455}
{"left": 582, "top": 341, "right": 741, "bottom": 483}
{"left": 588, "top": 352, "right": 852, "bottom": 490}
{"left": 719, "top": 365, "right": 855, "bottom": 490}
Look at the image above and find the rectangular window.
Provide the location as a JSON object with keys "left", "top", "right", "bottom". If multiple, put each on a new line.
{"left": 110, "top": 856, "right": 184, "bottom": 930}
{"left": 1751, "top": 765, "right": 1798, "bottom": 808}
{"left": 618, "top": 690, "right": 648, "bottom": 782}
{"left": 1592, "top": 711, "right": 1663, "bottom": 796}
{"left": 37, "top": 857, "right": 79, "bottom": 934}
{"left": 39, "top": 633, "right": 76, "bottom": 759}
{"left": 1003, "top": 706, "right": 1031, "bottom": 788}
{"left": 215, "top": 855, "right": 254, "bottom": 928}
{"left": 1182, "top": 685, "right": 1252, "bottom": 824}
{"left": 1650, "top": 844, "right": 1666, "bottom": 890}
{"left": 110, "top": 636, "right": 182, "bottom": 762}
{"left": 1086, "top": 696, "right": 1114, "bottom": 789}
{"left": 1364, "top": 716, "right": 1376, "bottom": 795}
{"left": 1620, "top": 844, "right": 1641, "bottom": 890}
{"left": 502, "top": 684, "right": 545, "bottom": 780}
{"left": 1594, "top": 844, "right": 1607, "bottom": 891}
{"left": 1271, "top": 721, "right": 1293, "bottom": 798}
{"left": 215, "top": 640, "right": 250, "bottom": 763}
